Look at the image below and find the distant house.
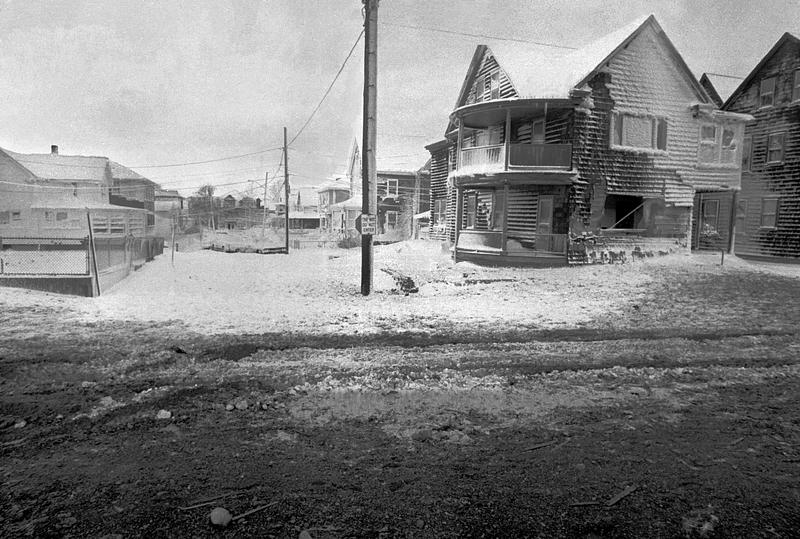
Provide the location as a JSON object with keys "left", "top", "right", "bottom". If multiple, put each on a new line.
{"left": 154, "top": 188, "right": 185, "bottom": 237}
{"left": 426, "top": 15, "right": 751, "bottom": 266}
{"left": 723, "top": 32, "right": 800, "bottom": 260}
{"left": 318, "top": 177, "right": 354, "bottom": 232}
{"left": 109, "top": 161, "right": 157, "bottom": 234}
{"left": 0, "top": 145, "right": 147, "bottom": 238}
{"left": 700, "top": 73, "right": 745, "bottom": 108}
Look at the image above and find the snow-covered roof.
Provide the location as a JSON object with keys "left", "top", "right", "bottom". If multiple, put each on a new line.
{"left": 486, "top": 16, "right": 649, "bottom": 99}
{"left": 109, "top": 161, "right": 153, "bottom": 183}
{"left": 4, "top": 148, "right": 108, "bottom": 182}
{"left": 700, "top": 73, "right": 742, "bottom": 106}
{"left": 331, "top": 196, "right": 361, "bottom": 210}
{"left": 317, "top": 178, "right": 351, "bottom": 192}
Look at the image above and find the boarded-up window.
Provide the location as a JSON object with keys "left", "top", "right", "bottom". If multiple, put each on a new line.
{"left": 742, "top": 137, "right": 752, "bottom": 171}
{"left": 760, "top": 77, "right": 775, "bottom": 107}
{"left": 767, "top": 133, "right": 785, "bottom": 163}
{"left": 92, "top": 216, "right": 108, "bottom": 234}
{"left": 110, "top": 217, "right": 125, "bottom": 234}
{"left": 612, "top": 112, "right": 667, "bottom": 150}
{"left": 760, "top": 198, "right": 778, "bottom": 228}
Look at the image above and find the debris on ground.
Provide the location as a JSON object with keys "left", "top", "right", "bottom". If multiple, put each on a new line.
{"left": 209, "top": 507, "right": 232, "bottom": 527}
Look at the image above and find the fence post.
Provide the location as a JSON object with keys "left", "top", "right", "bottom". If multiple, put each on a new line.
{"left": 86, "top": 211, "right": 101, "bottom": 296}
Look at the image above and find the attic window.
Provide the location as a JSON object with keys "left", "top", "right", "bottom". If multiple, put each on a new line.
{"left": 475, "top": 75, "right": 485, "bottom": 103}
{"left": 760, "top": 77, "right": 775, "bottom": 107}
{"left": 793, "top": 70, "right": 800, "bottom": 102}
{"left": 489, "top": 72, "right": 500, "bottom": 100}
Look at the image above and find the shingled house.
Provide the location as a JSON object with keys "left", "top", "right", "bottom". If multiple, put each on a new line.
{"left": 426, "top": 15, "right": 751, "bottom": 266}
{"left": 722, "top": 32, "right": 800, "bottom": 260}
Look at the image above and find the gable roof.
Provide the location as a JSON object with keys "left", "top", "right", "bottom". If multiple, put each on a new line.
{"left": 722, "top": 32, "right": 800, "bottom": 109}
{"left": 700, "top": 73, "right": 743, "bottom": 107}
{"left": 452, "top": 15, "right": 708, "bottom": 116}
{"left": 109, "top": 160, "right": 154, "bottom": 184}
{"left": 3, "top": 148, "right": 109, "bottom": 182}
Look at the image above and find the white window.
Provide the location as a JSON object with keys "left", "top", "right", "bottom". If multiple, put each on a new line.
{"left": 794, "top": 70, "right": 800, "bottom": 102}
{"left": 611, "top": 112, "right": 667, "bottom": 151}
{"left": 760, "top": 77, "right": 775, "bottom": 107}
{"left": 698, "top": 123, "right": 741, "bottom": 165}
{"left": 742, "top": 136, "right": 752, "bottom": 171}
{"left": 760, "top": 198, "right": 778, "bottom": 228}
{"left": 767, "top": 133, "right": 785, "bottom": 163}
{"left": 379, "top": 178, "right": 398, "bottom": 197}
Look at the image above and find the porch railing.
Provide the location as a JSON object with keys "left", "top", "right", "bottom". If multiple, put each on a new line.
{"left": 459, "top": 145, "right": 505, "bottom": 169}
{"left": 459, "top": 143, "right": 572, "bottom": 171}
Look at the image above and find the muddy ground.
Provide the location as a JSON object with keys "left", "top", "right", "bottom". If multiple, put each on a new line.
{"left": 1, "top": 254, "right": 800, "bottom": 538}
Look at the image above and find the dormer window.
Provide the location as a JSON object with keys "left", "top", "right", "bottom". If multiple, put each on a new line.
{"left": 760, "top": 77, "right": 775, "bottom": 107}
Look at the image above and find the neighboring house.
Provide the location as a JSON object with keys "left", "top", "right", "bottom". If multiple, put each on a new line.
{"left": 154, "top": 188, "right": 185, "bottom": 238}
{"left": 109, "top": 161, "right": 157, "bottom": 234}
{"left": 722, "top": 32, "right": 800, "bottom": 260}
{"left": 318, "top": 177, "right": 353, "bottom": 232}
{"left": 0, "top": 145, "right": 147, "bottom": 238}
{"left": 426, "top": 15, "right": 751, "bottom": 266}
{"left": 700, "top": 73, "right": 745, "bottom": 108}
{"left": 375, "top": 168, "right": 431, "bottom": 242}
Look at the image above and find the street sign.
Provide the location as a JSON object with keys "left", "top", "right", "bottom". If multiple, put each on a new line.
{"left": 356, "top": 214, "right": 377, "bottom": 235}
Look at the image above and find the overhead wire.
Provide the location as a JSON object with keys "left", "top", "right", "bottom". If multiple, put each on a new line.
{"left": 380, "top": 21, "right": 578, "bottom": 50}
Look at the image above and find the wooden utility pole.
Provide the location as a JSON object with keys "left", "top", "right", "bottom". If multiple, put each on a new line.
{"left": 283, "top": 126, "right": 290, "bottom": 254}
{"left": 361, "top": 0, "right": 378, "bottom": 295}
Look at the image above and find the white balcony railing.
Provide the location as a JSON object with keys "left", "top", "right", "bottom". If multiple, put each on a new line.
{"left": 459, "top": 143, "right": 572, "bottom": 172}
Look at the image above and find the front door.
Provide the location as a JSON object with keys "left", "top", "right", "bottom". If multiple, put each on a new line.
{"left": 536, "top": 195, "right": 553, "bottom": 251}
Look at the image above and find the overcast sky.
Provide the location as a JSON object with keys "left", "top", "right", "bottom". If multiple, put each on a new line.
{"left": 0, "top": 0, "right": 797, "bottom": 197}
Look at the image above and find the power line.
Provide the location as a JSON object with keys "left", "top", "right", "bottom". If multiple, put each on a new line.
{"left": 288, "top": 29, "right": 365, "bottom": 147}
{"left": 129, "top": 147, "right": 284, "bottom": 169}
{"left": 381, "top": 21, "right": 578, "bottom": 50}
{"left": 703, "top": 72, "right": 744, "bottom": 79}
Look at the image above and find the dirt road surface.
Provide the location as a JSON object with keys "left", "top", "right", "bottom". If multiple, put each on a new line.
{"left": 2, "top": 248, "right": 799, "bottom": 538}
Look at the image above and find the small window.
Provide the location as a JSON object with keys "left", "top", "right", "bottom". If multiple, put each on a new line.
{"left": 760, "top": 77, "right": 775, "bottom": 107}
{"left": 11, "top": 211, "right": 21, "bottom": 222}
{"left": 720, "top": 127, "right": 737, "bottom": 163}
{"left": 767, "top": 133, "right": 785, "bottom": 163}
{"left": 654, "top": 118, "right": 668, "bottom": 150}
{"left": 474, "top": 75, "right": 485, "bottom": 103}
{"left": 742, "top": 136, "right": 752, "bottom": 171}
{"left": 760, "top": 198, "right": 778, "bottom": 228}
{"left": 386, "top": 211, "right": 398, "bottom": 230}
{"left": 489, "top": 72, "right": 500, "bottom": 100}
{"left": 44, "top": 211, "right": 55, "bottom": 223}
{"left": 794, "top": 70, "right": 800, "bottom": 102}
{"left": 56, "top": 211, "right": 68, "bottom": 221}
{"left": 612, "top": 112, "right": 623, "bottom": 146}
{"left": 72, "top": 182, "right": 78, "bottom": 197}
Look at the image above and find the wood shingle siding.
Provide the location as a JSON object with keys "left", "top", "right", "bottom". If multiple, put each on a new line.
{"left": 724, "top": 34, "right": 800, "bottom": 259}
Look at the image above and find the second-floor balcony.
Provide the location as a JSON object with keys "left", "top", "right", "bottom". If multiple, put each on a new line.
{"left": 459, "top": 142, "right": 572, "bottom": 173}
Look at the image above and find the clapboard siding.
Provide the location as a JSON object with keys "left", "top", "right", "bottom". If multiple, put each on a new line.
{"left": 465, "top": 52, "right": 518, "bottom": 104}
{"left": 725, "top": 35, "right": 800, "bottom": 259}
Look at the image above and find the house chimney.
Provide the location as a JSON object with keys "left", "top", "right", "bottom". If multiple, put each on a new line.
{"left": 51, "top": 145, "right": 58, "bottom": 155}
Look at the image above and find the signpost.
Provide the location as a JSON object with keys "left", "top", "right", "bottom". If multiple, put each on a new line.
{"left": 356, "top": 214, "right": 377, "bottom": 236}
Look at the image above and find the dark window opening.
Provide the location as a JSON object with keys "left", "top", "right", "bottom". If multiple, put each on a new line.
{"left": 602, "top": 195, "right": 644, "bottom": 229}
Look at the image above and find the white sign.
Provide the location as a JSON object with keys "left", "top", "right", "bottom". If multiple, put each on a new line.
{"left": 358, "top": 214, "right": 377, "bottom": 235}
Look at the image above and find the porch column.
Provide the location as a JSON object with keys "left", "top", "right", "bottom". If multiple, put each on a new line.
{"left": 454, "top": 182, "right": 463, "bottom": 263}
{"left": 456, "top": 118, "right": 463, "bottom": 171}
{"left": 504, "top": 109, "right": 511, "bottom": 171}
{"left": 502, "top": 182, "right": 509, "bottom": 254}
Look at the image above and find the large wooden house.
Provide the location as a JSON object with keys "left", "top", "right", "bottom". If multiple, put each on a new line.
{"left": 723, "top": 32, "right": 800, "bottom": 260}
{"left": 426, "top": 15, "right": 751, "bottom": 266}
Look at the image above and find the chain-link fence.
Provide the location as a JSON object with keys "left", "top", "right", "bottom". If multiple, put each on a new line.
{"left": 0, "top": 237, "right": 90, "bottom": 275}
